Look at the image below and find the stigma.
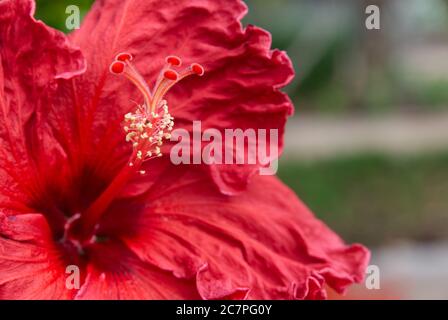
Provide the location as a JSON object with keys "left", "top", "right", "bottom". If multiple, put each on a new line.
{"left": 109, "top": 53, "right": 204, "bottom": 171}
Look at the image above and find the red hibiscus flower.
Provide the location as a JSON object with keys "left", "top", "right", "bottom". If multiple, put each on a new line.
{"left": 0, "top": 0, "right": 369, "bottom": 299}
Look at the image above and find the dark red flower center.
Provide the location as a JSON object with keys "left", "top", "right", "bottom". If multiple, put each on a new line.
{"left": 60, "top": 53, "right": 204, "bottom": 252}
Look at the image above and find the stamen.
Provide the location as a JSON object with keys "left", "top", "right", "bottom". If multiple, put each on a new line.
{"left": 108, "top": 54, "right": 204, "bottom": 168}
{"left": 72, "top": 55, "right": 204, "bottom": 243}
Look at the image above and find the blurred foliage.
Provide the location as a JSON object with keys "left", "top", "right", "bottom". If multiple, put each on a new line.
{"left": 35, "top": 0, "right": 93, "bottom": 31}
{"left": 403, "top": 79, "right": 448, "bottom": 110}
{"left": 244, "top": 0, "right": 448, "bottom": 114}
{"left": 278, "top": 153, "right": 448, "bottom": 246}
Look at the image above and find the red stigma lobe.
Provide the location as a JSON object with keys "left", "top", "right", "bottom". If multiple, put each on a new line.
{"left": 110, "top": 61, "right": 125, "bottom": 74}
{"left": 166, "top": 55, "right": 182, "bottom": 66}
{"left": 163, "top": 70, "right": 179, "bottom": 81}
{"left": 116, "top": 52, "right": 133, "bottom": 62}
{"left": 191, "top": 63, "right": 205, "bottom": 76}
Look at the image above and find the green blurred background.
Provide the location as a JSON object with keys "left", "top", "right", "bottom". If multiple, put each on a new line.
{"left": 35, "top": 0, "right": 448, "bottom": 298}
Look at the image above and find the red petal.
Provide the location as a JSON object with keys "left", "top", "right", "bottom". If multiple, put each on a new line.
{"left": 0, "top": 0, "right": 86, "bottom": 222}
{"left": 103, "top": 167, "right": 369, "bottom": 300}
{"left": 0, "top": 213, "right": 76, "bottom": 299}
{"left": 75, "top": 240, "right": 200, "bottom": 300}
{"left": 64, "top": 0, "right": 293, "bottom": 195}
